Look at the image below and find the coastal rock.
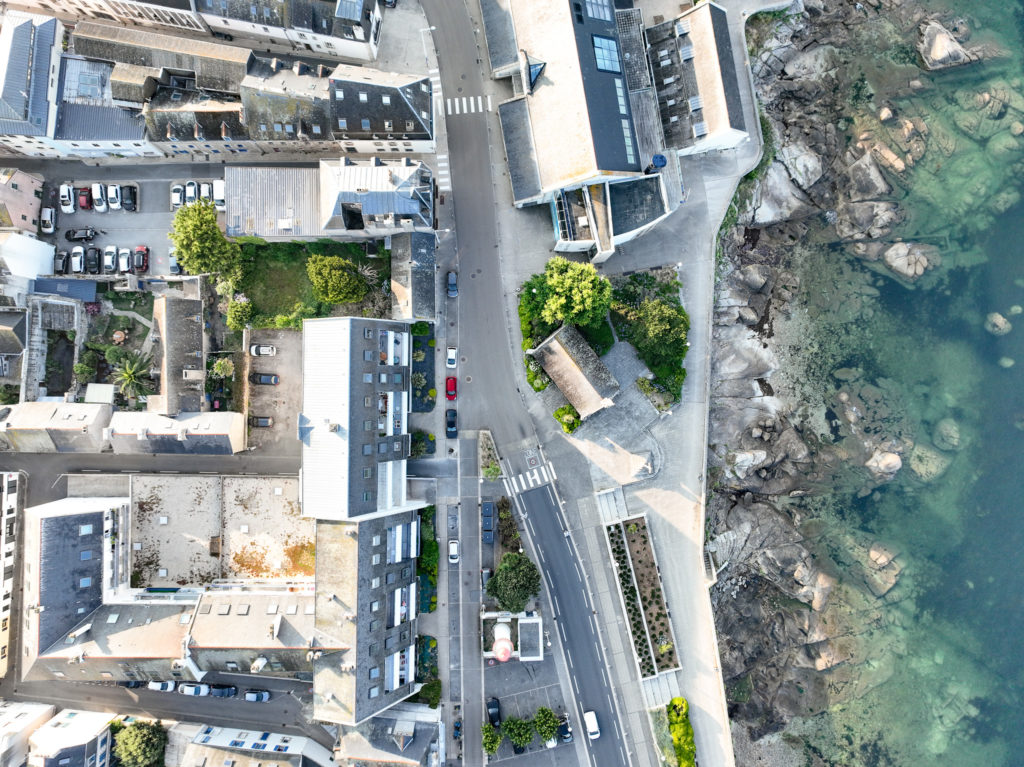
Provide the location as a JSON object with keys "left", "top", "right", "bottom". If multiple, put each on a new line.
{"left": 882, "top": 242, "right": 938, "bottom": 280}
{"left": 738, "top": 264, "right": 772, "bottom": 292}
{"left": 737, "top": 306, "right": 759, "bottom": 325}
{"left": 999, "top": 356, "right": 1015, "bottom": 368}
{"left": 782, "top": 44, "right": 838, "bottom": 80}
{"left": 834, "top": 201, "right": 902, "bottom": 240}
{"left": 933, "top": 418, "right": 961, "bottom": 451}
{"left": 778, "top": 135, "right": 826, "bottom": 190}
{"left": 878, "top": 106, "right": 894, "bottom": 122}
{"left": 909, "top": 443, "right": 952, "bottom": 481}
{"left": 729, "top": 449, "right": 769, "bottom": 479}
{"left": 984, "top": 312, "right": 1012, "bottom": 335}
{"left": 748, "top": 162, "right": 818, "bottom": 226}
{"left": 865, "top": 449, "right": 902, "bottom": 479}
{"left": 843, "top": 151, "right": 892, "bottom": 202}
{"left": 917, "top": 21, "right": 978, "bottom": 71}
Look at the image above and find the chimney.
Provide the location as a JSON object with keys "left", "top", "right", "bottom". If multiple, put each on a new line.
{"left": 220, "top": 121, "right": 229, "bottom": 139}
{"left": 317, "top": 64, "right": 329, "bottom": 77}
{"left": 293, "top": 60, "right": 307, "bottom": 76}
{"left": 271, "top": 57, "right": 282, "bottom": 72}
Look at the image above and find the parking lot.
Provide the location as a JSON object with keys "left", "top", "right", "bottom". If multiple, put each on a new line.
{"left": 244, "top": 328, "right": 302, "bottom": 457}
{"left": 43, "top": 175, "right": 223, "bottom": 278}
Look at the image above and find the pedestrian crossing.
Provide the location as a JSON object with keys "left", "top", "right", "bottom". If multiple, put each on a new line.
{"left": 435, "top": 153, "right": 451, "bottom": 192}
{"left": 446, "top": 94, "right": 492, "bottom": 116}
{"left": 502, "top": 461, "right": 556, "bottom": 496}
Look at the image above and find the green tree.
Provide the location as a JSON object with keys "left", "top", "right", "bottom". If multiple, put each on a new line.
{"left": 533, "top": 707, "right": 560, "bottom": 742}
{"left": 418, "top": 538, "right": 439, "bottom": 579}
{"left": 306, "top": 254, "right": 369, "bottom": 304}
{"left": 168, "top": 199, "right": 241, "bottom": 279}
{"left": 481, "top": 722, "right": 503, "bottom": 755}
{"left": 628, "top": 298, "right": 690, "bottom": 368}
{"left": 536, "top": 257, "right": 612, "bottom": 329}
{"left": 503, "top": 716, "right": 534, "bottom": 749}
{"left": 666, "top": 697, "right": 696, "bottom": 767}
{"left": 111, "top": 352, "right": 154, "bottom": 398}
{"left": 486, "top": 552, "right": 541, "bottom": 613}
{"left": 226, "top": 299, "right": 254, "bottom": 331}
{"left": 417, "top": 678, "right": 442, "bottom": 708}
{"left": 113, "top": 721, "right": 168, "bottom": 767}
{"left": 0, "top": 384, "right": 18, "bottom": 405}
{"left": 72, "top": 361, "right": 95, "bottom": 384}
{"left": 210, "top": 357, "right": 235, "bottom": 379}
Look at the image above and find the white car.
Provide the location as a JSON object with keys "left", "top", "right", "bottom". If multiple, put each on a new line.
{"left": 249, "top": 344, "right": 277, "bottom": 357}
{"left": 213, "top": 179, "right": 226, "bottom": 211}
{"left": 243, "top": 689, "right": 271, "bottom": 702}
{"left": 170, "top": 184, "right": 184, "bottom": 209}
{"left": 58, "top": 184, "right": 75, "bottom": 214}
{"left": 178, "top": 683, "right": 210, "bottom": 696}
{"left": 199, "top": 182, "right": 212, "bottom": 203}
{"left": 184, "top": 181, "right": 198, "bottom": 205}
{"left": 448, "top": 539, "right": 460, "bottom": 564}
{"left": 71, "top": 246, "right": 84, "bottom": 273}
{"left": 40, "top": 207, "right": 55, "bottom": 234}
{"left": 102, "top": 245, "right": 117, "bottom": 273}
{"left": 446, "top": 346, "right": 457, "bottom": 369}
{"left": 147, "top": 681, "right": 175, "bottom": 692}
{"left": 118, "top": 248, "right": 132, "bottom": 273}
{"left": 106, "top": 183, "right": 121, "bottom": 211}
{"left": 91, "top": 183, "right": 107, "bottom": 213}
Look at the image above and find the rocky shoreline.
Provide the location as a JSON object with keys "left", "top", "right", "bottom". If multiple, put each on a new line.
{"left": 704, "top": 0, "right": 1019, "bottom": 761}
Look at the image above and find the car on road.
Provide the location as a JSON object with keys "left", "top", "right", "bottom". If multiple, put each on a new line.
{"left": 248, "top": 416, "right": 274, "bottom": 428}
{"left": 184, "top": 181, "right": 198, "bottom": 205}
{"left": 178, "top": 683, "right": 210, "bottom": 696}
{"left": 91, "top": 183, "right": 107, "bottom": 213}
{"left": 70, "top": 246, "right": 84, "bottom": 273}
{"left": 118, "top": 248, "right": 132, "bottom": 274}
{"left": 243, "top": 689, "right": 271, "bottom": 702}
{"left": 446, "top": 376, "right": 457, "bottom": 400}
{"left": 122, "top": 185, "right": 137, "bottom": 212}
{"left": 147, "top": 681, "right": 175, "bottom": 692}
{"left": 446, "top": 346, "right": 457, "bottom": 369}
{"left": 78, "top": 187, "right": 92, "bottom": 210}
{"left": 249, "top": 373, "right": 280, "bottom": 386}
{"left": 448, "top": 539, "right": 459, "bottom": 564}
{"left": 583, "top": 710, "right": 600, "bottom": 740}
{"left": 65, "top": 227, "right": 96, "bottom": 242}
{"left": 102, "top": 245, "right": 117, "bottom": 273}
{"left": 85, "top": 246, "right": 100, "bottom": 275}
{"left": 209, "top": 685, "right": 237, "bottom": 698}
{"left": 116, "top": 680, "right": 144, "bottom": 688}
{"left": 53, "top": 251, "right": 69, "bottom": 275}
{"left": 558, "top": 714, "right": 574, "bottom": 743}
{"left": 133, "top": 245, "right": 149, "bottom": 273}
{"left": 445, "top": 408, "right": 457, "bottom": 439}
{"left": 106, "top": 183, "right": 121, "bottom": 211}
{"left": 249, "top": 344, "right": 276, "bottom": 357}
{"left": 481, "top": 568, "right": 492, "bottom": 590}
{"left": 40, "top": 207, "right": 55, "bottom": 234}
{"left": 487, "top": 697, "right": 502, "bottom": 727}
{"left": 447, "top": 270, "right": 458, "bottom": 298}
{"left": 59, "top": 184, "right": 75, "bottom": 214}
{"left": 170, "top": 184, "right": 184, "bottom": 209}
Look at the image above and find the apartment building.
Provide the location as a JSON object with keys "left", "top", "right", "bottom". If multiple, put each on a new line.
{"left": 0, "top": 474, "right": 20, "bottom": 679}
{"left": 27, "top": 710, "right": 117, "bottom": 767}
{"left": 0, "top": 701, "right": 55, "bottom": 767}
{"left": 0, "top": 170, "right": 44, "bottom": 235}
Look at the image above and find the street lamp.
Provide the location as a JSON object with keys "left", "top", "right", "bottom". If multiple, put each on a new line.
{"left": 434, "top": 227, "right": 450, "bottom": 245}
{"left": 420, "top": 26, "right": 436, "bottom": 67}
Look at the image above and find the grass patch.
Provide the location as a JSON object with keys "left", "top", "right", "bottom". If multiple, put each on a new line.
{"left": 106, "top": 291, "right": 154, "bottom": 320}
{"left": 579, "top": 317, "right": 615, "bottom": 355}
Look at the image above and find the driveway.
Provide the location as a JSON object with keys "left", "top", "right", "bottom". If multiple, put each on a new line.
{"left": 244, "top": 328, "right": 301, "bottom": 457}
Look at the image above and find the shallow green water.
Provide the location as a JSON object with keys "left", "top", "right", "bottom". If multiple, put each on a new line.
{"left": 776, "top": 2, "right": 1024, "bottom": 763}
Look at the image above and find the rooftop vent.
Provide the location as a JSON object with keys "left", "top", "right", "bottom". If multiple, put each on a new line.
{"left": 675, "top": 19, "right": 691, "bottom": 36}
{"left": 692, "top": 121, "right": 708, "bottom": 138}
{"left": 679, "top": 44, "right": 694, "bottom": 61}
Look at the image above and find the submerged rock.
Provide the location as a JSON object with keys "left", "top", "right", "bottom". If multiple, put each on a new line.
{"left": 933, "top": 418, "right": 961, "bottom": 451}
{"left": 835, "top": 201, "right": 903, "bottom": 240}
{"left": 984, "top": 312, "right": 1012, "bottom": 335}
{"left": 882, "top": 242, "right": 939, "bottom": 280}
{"left": 909, "top": 443, "right": 953, "bottom": 481}
{"left": 865, "top": 449, "right": 902, "bottom": 479}
{"left": 998, "top": 356, "right": 1015, "bottom": 368}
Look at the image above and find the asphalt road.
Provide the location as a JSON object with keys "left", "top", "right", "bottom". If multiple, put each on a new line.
{"left": 519, "top": 486, "right": 627, "bottom": 767}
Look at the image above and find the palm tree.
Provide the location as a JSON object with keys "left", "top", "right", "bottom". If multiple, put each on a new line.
{"left": 111, "top": 351, "right": 154, "bottom": 398}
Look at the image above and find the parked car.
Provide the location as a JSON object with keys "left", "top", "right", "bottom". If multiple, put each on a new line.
{"left": 178, "top": 683, "right": 210, "bottom": 696}
{"left": 447, "top": 270, "right": 458, "bottom": 298}
{"left": 70, "top": 246, "right": 84, "bottom": 273}
{"left": 168, "top": 247, "right": 182, "bottom": 275}
{"left": 53, "top": 251, "right": 69, "bottom": 275}
{"left": 59, "top": 184, "right": 75, "bottom": 214}
{"left": 249, "top": 344, "right": 277, "bottom": 357}
{"left": 213, "top": 179, "right": 226, "bottom": 211}
{"left": 558, "top": 714, "right": 574, "bottom": 743}
{"left": 133, "top": 245, "right": 149, "bottom": 273}
{"left": 118, "top": 248, "right": 132, "bottom": 274}
{"left": 249, "top": 373, "right": 280, "bottom": 386}
{"left": 487, "top": 697, "right": 502, "bottom": 727}
{"left": 446, "top": 376, "right": 457, "bottom": 400}
{"left": 480, "top": 567, "right": 492, "bottom": 590}
{"left": 121, "top": 184, "right": 137, "bottom": 212}
{"left": 65, "top": 227, "right": 96, "bottom": 242}
{"left": 248, "top": 416, "right": 274, "bottom": 428}
{"left": 243, "top": 689, "right": 271, "bottom": 703}
{"left": 170, "top": 184, "right": 184, "bottom": 209}
{"left": 40, "top": 207, "right": 55, "bottom": 234}
{"left": 106, "top": 183, "right": 121, "bottom": 211}
{"left": 445, "top": 408, "right": 457, "bottom": 439}
{"left": 85, "top": 246, "right": 100, "bottom": 274}
{"left": 446, "top": 346, "right": 457, "bottom": 369}
{"left": 77, "top": 187, "right": 92, "bottom": 210}
{"left": 199, "top": 182, "right": 212, "bottom": 203}
{"left": 91, "top": 183, "right": 107, "bottom": 212}
{"left": 102, "top": 245, "right": 117, "bottom": 273}
{"left": 147, "top": 681, "right": 175, "bottom": 692}
{"left": 448, "top": 539, "right": 460, "bottom": 564}
{"left": 184, "top": 181, "right": 198, "bottom": 205}
{"left": 116, "top": 680, "right": 144, "bottom": 688}
{"left": 209, "top": 685, "right": 237, "bottom": 698}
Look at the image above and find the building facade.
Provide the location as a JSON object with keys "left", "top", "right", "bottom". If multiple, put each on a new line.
{"left": 27, "top": 710, "right": 117, "bottom": 767}
{"left": 0, "top": 701, "right": 56, "bottom": 767}
{"left": 0, "top": 474, "right": 20, "bottom": 679}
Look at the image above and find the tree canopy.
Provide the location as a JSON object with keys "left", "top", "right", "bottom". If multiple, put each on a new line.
{"left": 521, "top": 257, "right": 613, "bottom": 334}
{"left": 503, "top": 716, "right": 535, "bottom": 749}
{"left": 306, "top": 254, "right": 369, "bottom": 304}
{"left": 486, "top": 552, "right": 541, "bottom": 613}
{"left": 481, "top": 722, "right": 503, "bottom": 755}
{"left": 114, "top": 721, "right": 168, "bottom": 767}
{"left": 210, "top": 358, "right": 235, "bottom": 379}
{"left": 111, "top": 351, "right": 154, "bottom": 398}
{"left": 168, "top": 200, "right": 241, "bottom": 279}
{"left": 625, "top": 298, "right": 690, "bottom": 368}
{"left": 533, "top": 707, "right": 560, "bottom": 741}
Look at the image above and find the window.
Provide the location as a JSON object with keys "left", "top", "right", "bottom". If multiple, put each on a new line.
{"left": 364, "top": 396, "right": 373, "bottom": 407}
{"left": 621, "top": 119, "right": 636, "bottom": 164}
{"left": 369, "top": 686, "right": 380, "bottom": 698}
{"left": 80, "top": 551, "right": 92, "bottom": 560}
{"left": 337, "top": 118, "right": 348, "bottom": 130}
{"left": 363, "top": 419, "right": 373, "bottom": 431}
{"left": 372, "top": 554, "right": 381, "bottom": 565}
{"left": 371, "top": 600, "right": 380, "bottom": 611}
{"left": 79, "top": 577, "right": 92, "bottom": 588}
{"left": 382, "top": 95, "right": 391, "bottom": 105}
{"left": 386, "top": 572, "right": 396, "bottom": 584}
{"left": 361, "top": 118, "right": 371, "bottom": 130}
{"left": 363, "top": 444, "right": 373, "bottom": 455}
{"left": 373, "top": 535, "right": 381, "bottom": 545}
{"left": 614, "top": 78, "right": 628, "bottom": 115}
{"left": 378, "top": 443, "right": 388, "bottom": 454}
{"left": 362, "top": 492, "right": 372, "bottom": 501}
{"left": 593, "top": 36, "right": 621, "bottom": 73}
{"left": 384, "top": 120, "right": 393, "bottom": 131}
{"left": 406, "top": 120, "right": 415, "bottom": 131}
{"left": 364, "top": 350, "right": 374, "bottom": 361}
{"left": 363, "top": 373, "right": 373, "bottom": 383}
{"left": 335, "top": 89, "right": 344, "bottom": 99}
{"left": 312, "top": 125, "right": 321, "bottom": 135}
{"left": 393, "top": 373, "right": 403, "bottom": 384}
{"left": 359, "top": 92, "right": 368, "bottom": 102}
{"left": 371, "top": 577, "right": 380, "bottom": 588}
{"left": 362, "top": 468, "right": 372, "bottom": 478}
{"left": 585, "top": 0, "right": 612, "bottom": 20}
{"left": 402, "top": 566, "right": 411, "bottom": 578}
{"left": 370, "top": 666, "right": 380, "bottom": 679}
{"left": 273, "top": 123, "right": 283, "bottom": 132}
{"left": 285, "top": 124, "right": 294, "bottom": 134}
{"left": 79, "top": 524, "right": 93, "bottom": 536}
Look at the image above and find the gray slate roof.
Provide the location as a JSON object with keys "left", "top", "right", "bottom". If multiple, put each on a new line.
{"left": 389, "top": 232, "right": 435, "bottom": 322}
{"left": 0, "top": 310, "right": 26, "bottom": 355}
{"left": 152, "top": 295, "right": 204, "bottom": 416}
{"left": 480, "top": 0, "right": 517, "bottom": 73}
{"left": 145, "top": 87, "right": 245, "bottom": 142}
{"left": 0, "top": 15, "right": 56, "bottom": 136}
{"left": 194, "top": 0, "right": 373, "bottom": 38}
{"left": 31, "top": 278, "right": 98, "bottom": 302}
{"left": 497, "top": 98, "right": 541, "bottom": 204}
{"left": 55, "top": 103, "right": 148, "bottom": 141}
{"left": 608, "top": 176, "right": 667, "bottom": 235}
{"left": 531, "top": 325, "right": 619, "bottom": 420}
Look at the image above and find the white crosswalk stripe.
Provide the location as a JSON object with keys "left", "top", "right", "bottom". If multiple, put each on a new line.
{"left": 444, "top": 94, "right": 494, "bottom": 116}
{"left": 435, "top": 154, "right": 451, "bottom": 192}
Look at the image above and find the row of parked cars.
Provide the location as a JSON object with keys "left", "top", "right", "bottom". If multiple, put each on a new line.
{"left": 41, "top": 183, "right": 140, "bottom": 235}
{"left": 147, "top": 680, "right": 271, "bottom": 700}
{"left": 54, "top": 245, "right": 149, "bottom": 276}
{"left": 171, "top": 180, "right": 226, "bottom": 212}
{"left": 248, "top": 343, "right": 277, "bottom": 428}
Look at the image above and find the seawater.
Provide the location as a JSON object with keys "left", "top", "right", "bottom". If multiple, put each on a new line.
{"left": 767, "top": 1, "right": 1024, "bottom": 763}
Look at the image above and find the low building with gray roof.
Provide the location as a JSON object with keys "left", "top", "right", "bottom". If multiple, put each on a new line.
{"left": 107, "top": 411, "right": 245, "bottom": 454}
{"left": 0, "top": 12, "right": 62, "bottom": 158}
{"left": 389, "top": 233, "right": 435, "bottom": 322}
{"left": 149, "top": 294, "right": 204, "bottom": 416}
{"left": 319, "top": 157, "right": 433, "bottom": 238}
{"left": 0, "top": 169, "right": 43, "bottom": 234}
{"left": 332, "top": 702, "right": 440, "bottom": 766}
{"left": 224, "top": 165, "right": 321, "bottom": 240}
{"left": 0, "top": 309, "right": 26, "bottom": 385}
{"left": 0, "top": 402, "right": 112, "bottom": 452}
{"left": 529, "top": 324, "right": 620, "bottom": 420}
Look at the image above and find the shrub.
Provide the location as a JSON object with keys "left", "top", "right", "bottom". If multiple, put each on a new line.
{"left": 210, "top": 357, "right": 235, "bottom": 379}
{"left": 418, "top": 539, "right": 439, "bottom": 583}
{"left": 524, "top": 356, "right": 550, "bottom": 392}
{"left": 226, "top": 299, "right": 254, "bottom": 330}
{"left": 666, "top": 697, "right": 696, "bottom": 767}
{"left": 104, "top": 346, "right": 127, "bottom": 366}
{"left": 553, "top": 404, "right": 581, "bottom": 434}
{"left": 418, "top": 679, "right": 442, "bottom": 708}
{"left": 534, "top": 707, "right": 560, "bottom": 742}
{"left": 486, "top": 552, "right": 541, "bottom": 613}
{"left": 113, "top": 721, "right": 167, "bottom": 767}
{"left": 481, "top": 723, "right": 503, "bottom": 755}
{"left": 410, "top": 321, "right": 431, "bottom": 336}
{"left": 484, "top": 461, "right": 501, "bottom": 480}
{"left": 72, "top": 362, "right": 95, "bottom": 384}
{"left": 504, "top": 716, "right": 534, "bottom": 749}
{"left": 411, "top": 372, "right": 427, "bottom": 389}
{"left": 306, "top": 253, "right": 369, "bottom": 304}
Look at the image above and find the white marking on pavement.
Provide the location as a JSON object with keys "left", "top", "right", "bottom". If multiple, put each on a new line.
{"left": 539, "top": 466, "right": 549, "bottom": 483}
{"left": 487, "top": 94, "right": 492, "bottom": 111}
{"left": 537, "top": 546, "right": 546, "bottom": 564}
{"left": 502, "top": 478, "right": 513, "bottom": 496}
{"left": 548, "top": 463, "right": 557, "bottom": 480}
{"left": 461, "top": 96, "right": 468, "bottom": 113}
{"left": 477, "top": 96, "right": 483, "bottom": 112}
{"left": 572, "top": 676, "right": 580, "bottom": 695}
{"left": 574, "top": 562, "right": 583, "bottom": 582}
{"left": 566, "top": 650, "right": 574, "bottom": 669}
{"left": 509, "top": 474, "right": 519, "bottom": 492}
{"left": 529, "top": 468, "right": 540, "bottom": 486}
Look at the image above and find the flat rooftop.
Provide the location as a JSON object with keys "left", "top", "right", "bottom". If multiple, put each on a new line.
{"left": 190, "top": 592, "right": 316, "bottom": 650}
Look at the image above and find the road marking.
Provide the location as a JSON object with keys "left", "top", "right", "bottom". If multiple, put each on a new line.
{"left": 552, "top": 593, "right": 560, "bottom": 613}
{"left": 548, "top": 463, "right": 557, "bottom": 480}
{"left": 566, "top": 649, "right": 574, "bottom": 669}
{"left": 539, "top": 466, "right": 549, "bottom": 484}
{"left": 502, "top": 478, "right": 514, "bottom": 496}
{"left": 574, "top": 562, "right": 583, "bottom": 582}
{"left": 487, "top": 94, "right": 493, "bottom": 111}
{"left": 81, "top": 469, "right": 100, "bottom": 473}
{"left": 572, "top": 676, "right": 580, "bottom": 695}
{"left": 435, "top": 96, "right": 443, "bottom": 115}
{"left": 159, "top": 470, "right": 178, "bottom": 474}
{"left": 529, "top": 468, "right": 540, "bottom": 486}
{"left": 601, "top": 667, "right": 609, "bottom": 686}
{"left": 120, "top": 470, "right": 139, "bottom": 474}
{"left": 537, "top": 546, "right": 546, "bottom": 564}
{"left": 477, "top": 96, "right": 483, "bottom": 112}
{"left": 462, "top": 97, "right": 468, "bottom": 113}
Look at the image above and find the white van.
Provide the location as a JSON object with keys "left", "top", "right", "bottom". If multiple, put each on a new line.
{"left": 212, "top": 179, "right": 226, "bottom": 212}
{"left": 583, "top": 710, "right": 600, "bottom": 740}
{"left": 91, "top": 183, "right": 107, "bottom": 213}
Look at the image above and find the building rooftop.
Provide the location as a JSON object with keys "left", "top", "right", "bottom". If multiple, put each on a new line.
{"left": 0, "top": 401, "right": 111, "bottom": 431}
{"left": 149, "top": 295, "right": 204, "bottom": 416}
{"left": 319, "top": 157, "right": 432, "bottom": 231}
{"left": 0, "top": 232, "right": 55, "bottom": 280}
{"left": 497, "top": 98, "right": 542, "bottom": 205}
{"left": 30, "top": 278, "right": 97, "bottom": 302}
{"left": 389, "top": 233, "right": 435, "bottom": 322}
{"left": 0, "top": 12, "right": 56, "bottom": 137}
{"left": 531, "top": 324, "right": 619, "bottom": 419}
{"left": 145, "top": 87, "right": 246, "bottom": 143}
{"left": 608, "top": 175, "right": 668, "bottom": 235}
{"left": 107, "top": 411, "right": 245, "bottom": 454}
{"left": 0, "top": 310, "right": 26, "bottom": 356}
{"left": 190, "top": 592, "right": 318, "bottom": 652}
{"left": 40, "top": 602, "right": 192, "bottom": 661}
{"left": 224, "top": 166, "right": 320, "bottom": 239}
{"left": 54, "top": 56, "right": 148, "bottom": 141}
{"left": 334, "top": 703, "right": 439, "bottom": 766}
{"left": 29, "top": 710, "right": 117, "bottom": 755}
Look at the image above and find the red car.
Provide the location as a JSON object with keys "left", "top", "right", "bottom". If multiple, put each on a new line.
{"left": 445, "top": 376, "right": 457, "bottom": 400}
{"left": 133, "top": 245, "right": 149, "bottom": 273}
{"left": 77, "top": 187, "right": 92, "bottom": 210}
